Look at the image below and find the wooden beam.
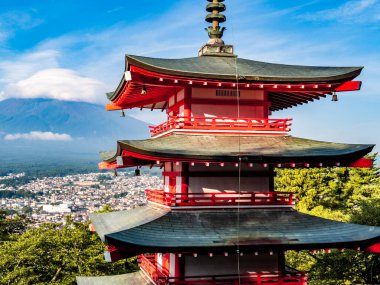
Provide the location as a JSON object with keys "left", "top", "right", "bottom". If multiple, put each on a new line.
{"left": 161, "top": 101, "right": 168, "bottom": 112}
{"left": 335, "top": 81, "right": 362, "bottom": 92}
{"left": 269, "top": 94, "right": 301, "bottom": 107}
{"left": 274, "top": 92, "right": 311, "bottom": 104}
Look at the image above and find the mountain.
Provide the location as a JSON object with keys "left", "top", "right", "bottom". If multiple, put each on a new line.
{"left": 0, "top": 98, "right": 151, "bottom": 171}
{"left": 0, "top": 98, "right": 149, "bottom": 139}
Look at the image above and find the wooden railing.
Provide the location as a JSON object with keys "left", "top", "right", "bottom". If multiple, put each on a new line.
{"left": 145, "top": 189, "right": 295, "bottom": 207}
{"left": 139, "top": 254, "right": 168, "bottom": 285}
{"left": 149, "top": 116, "right": 292, "bottom": 137}
{"left": 138, "top": 254, "right": 308, "bottom": 285}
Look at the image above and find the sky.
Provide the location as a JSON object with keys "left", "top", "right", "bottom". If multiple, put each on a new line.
{"left": 0, "top": 0, "right": 379, "bottom": 150}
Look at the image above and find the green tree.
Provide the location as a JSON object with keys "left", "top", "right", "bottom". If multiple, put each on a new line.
{"left": 0, "top": 210, "right": 26, "bottom": 241}
{"left": 278, "top": 155, "right": 380, "bottom": 284}
{"left": 307, "top": 250, "right": 380, "bottom": 285}
{"left": 0, "top": 218, "right": 133, "bottom": 285}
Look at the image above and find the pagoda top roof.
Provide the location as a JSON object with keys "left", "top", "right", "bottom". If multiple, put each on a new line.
{"left": 76, "top": 272, "right": 149, "bottom": 285}
{"left": 100, "top": 134, "right": 373, "bottom": 167}
{"left": 105, "top": 55, "right": 363, "bottom": 110}
{"left": 110, "top": 55, "right": 362, "bottom": 97}
{"left": 90, "top": 206, "right": 380, "bottom": 257}
{"left": 127, "top": 55, "right": 362, "bottom": 82}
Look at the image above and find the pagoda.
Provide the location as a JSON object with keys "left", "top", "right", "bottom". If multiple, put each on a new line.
{"left": 77, "top": 1, "right": 380, "bottom": 284}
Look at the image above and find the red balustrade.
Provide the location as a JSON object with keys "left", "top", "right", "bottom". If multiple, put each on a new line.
{"left": 149, "top": 116, "right": 292, "bottom": 137}
{"left": 139, "top": 254, "right": 168, "bottom": 285}
{"left": 138, "top": 254, "right": 308, "bottom": 285}
{"left": 145, "top": 189, "right": 295, "bottom": 207}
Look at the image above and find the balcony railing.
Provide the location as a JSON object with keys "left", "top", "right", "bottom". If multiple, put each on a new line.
{"left": 145, "top": 189, "right": 295, "bottom": 207}
{"left": 139, "top": 254, "right": 308, "bottom": 285}
{"left": 149, "top": 116, "right": 292, "bottom": 137}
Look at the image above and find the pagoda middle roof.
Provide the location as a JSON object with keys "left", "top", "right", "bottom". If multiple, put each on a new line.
{"left": 125, "top": 55, "right": 362, "bottom": 83}
{"left": 101, "top": 134, "right": 374, "bottom": 166}
{"left": 90, "top": 206, "right": 380, "bottom": 256}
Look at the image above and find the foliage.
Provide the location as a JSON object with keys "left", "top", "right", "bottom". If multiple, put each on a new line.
{"left": 0, "top": 210, "right": 26, "bottom": 241}
{"left": 350, "top": 199, "right": 380, "bottom": 226}
{"left": 0, "top": 190, "right": 43, "bottom": 199}
{"left": 0, "top": 218, "right": 133, "bottom": 285}
{"left": 95, "top": 204, "right": 113, "bottom": 213}
{"left": 0, "top": 176, "right": 34, "bottom": 188}
{"left": 278, "top": 154, "right": 380, "bottom": 284}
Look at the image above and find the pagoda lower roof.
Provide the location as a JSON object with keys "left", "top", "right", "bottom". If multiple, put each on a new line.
{"left": 90, "top": 206, "right": 380, "bottom": 256}
{"left": 76, "top": 272, "right": 149, "bottom": 285}
{"left": 100, "top": 134, "right": 374, "bottom": 166}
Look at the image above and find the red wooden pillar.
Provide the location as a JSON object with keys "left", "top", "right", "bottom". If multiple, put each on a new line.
{"left": 182, "top": 162, "right": 189, "bottom": 194}
{"left": 184, "top": 87, "right": 192, "bottom": 120}
{"left": 263, "top": 90, "right": 269, "bottom": 118}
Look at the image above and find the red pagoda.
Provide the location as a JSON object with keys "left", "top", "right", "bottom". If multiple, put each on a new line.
{"left": 77, "top": 1, "right": 380, "bottom": 284}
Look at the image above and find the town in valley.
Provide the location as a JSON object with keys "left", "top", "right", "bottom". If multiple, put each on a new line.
{"left": 0, "top": 171, "right": 162, "bottom": 224}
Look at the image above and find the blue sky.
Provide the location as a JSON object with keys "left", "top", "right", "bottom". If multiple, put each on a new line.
{"left": 0, "top": 0, "right": 379, "bottom": 150}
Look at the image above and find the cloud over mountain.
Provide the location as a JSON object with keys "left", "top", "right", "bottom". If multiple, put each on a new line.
{"left": 4, "top": 131, "right": 72, "bottom": 141}
{"left": 4, "top": 68, "right": 107, "bottom": 104}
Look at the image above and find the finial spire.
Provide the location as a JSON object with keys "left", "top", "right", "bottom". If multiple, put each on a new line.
{"left": 205, "top": 0, "right": 226, "bottom": 44}
{"left": 199, "top": 0, "right": 235, "bottom": 57}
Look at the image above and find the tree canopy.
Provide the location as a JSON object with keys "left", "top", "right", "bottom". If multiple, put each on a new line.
{"left": 277, "top": 154, "right": 380, "bottom": 284}
{"left": 0, "top": 218, "right": 134, "bottom": 285}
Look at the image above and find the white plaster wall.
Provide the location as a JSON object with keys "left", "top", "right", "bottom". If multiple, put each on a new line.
{"left": 169, "top": 253, "right": 176, "bottom": 277}
{"left": 164, "top": 162, "right": 171, "bottom": 192}
{"left": 156, "top": 253, "right": 163, "bottom": 270}
{"left": 169, "top": 95, "right": 175, "bottom": 107}
{"left": 184, "top": 254, "right": 278, "bottom": 277}
{"left": 164, "top": 177, "right": 170, "bottom": 193}
{"left": 179, "top": 105, "right": 185, "bottom": 116}
{"left": 177, "top": 89, "right": 185, "bottom": 101}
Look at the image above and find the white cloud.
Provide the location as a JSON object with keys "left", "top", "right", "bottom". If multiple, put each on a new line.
{"left": 4, "top": 68, "right": 107, "bottom": 103}
{"left": 4, "top": 131, "right": 72, "bottom": 141}
{"left": 0, "top": 50, "right": 60, "bottom": 85}
{"left": 0, "top": 11, "right": 43, "bottom": 46}
{"left": 300, "top": 0, "right": 380, "bottom": 22}
{"left": 0, "top": 11, "right": 43, "bottom": 31}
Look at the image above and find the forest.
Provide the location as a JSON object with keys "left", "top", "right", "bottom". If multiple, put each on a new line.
{"left": 0, "top": 156, "right": 379, "bottom": 285}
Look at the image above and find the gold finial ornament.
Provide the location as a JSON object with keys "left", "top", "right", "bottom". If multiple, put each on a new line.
{"left": 199, "top": 0, "right": 234, "bottom": 57}
{"left": 205, "top": 0, "right": 226, "bottom": 44}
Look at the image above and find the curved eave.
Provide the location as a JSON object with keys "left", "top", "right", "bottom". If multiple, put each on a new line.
{"left": 90, "top": 206, "right": 380, "bottom": 257}
{"left": 106, "top": 55, "right": 363, "bottom": 103}
{"left": 100, "top": 134, "right": 374, "bottom": 167}
{"left": 125, "top": 55, "right": 363, "bottom": 83}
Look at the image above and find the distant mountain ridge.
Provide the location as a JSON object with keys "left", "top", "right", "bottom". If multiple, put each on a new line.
{"left": 0, "top": 98, "right": 150, "bottom": 165}
{"left": 0, "top": 98, "right": 149, "bottom": 139}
